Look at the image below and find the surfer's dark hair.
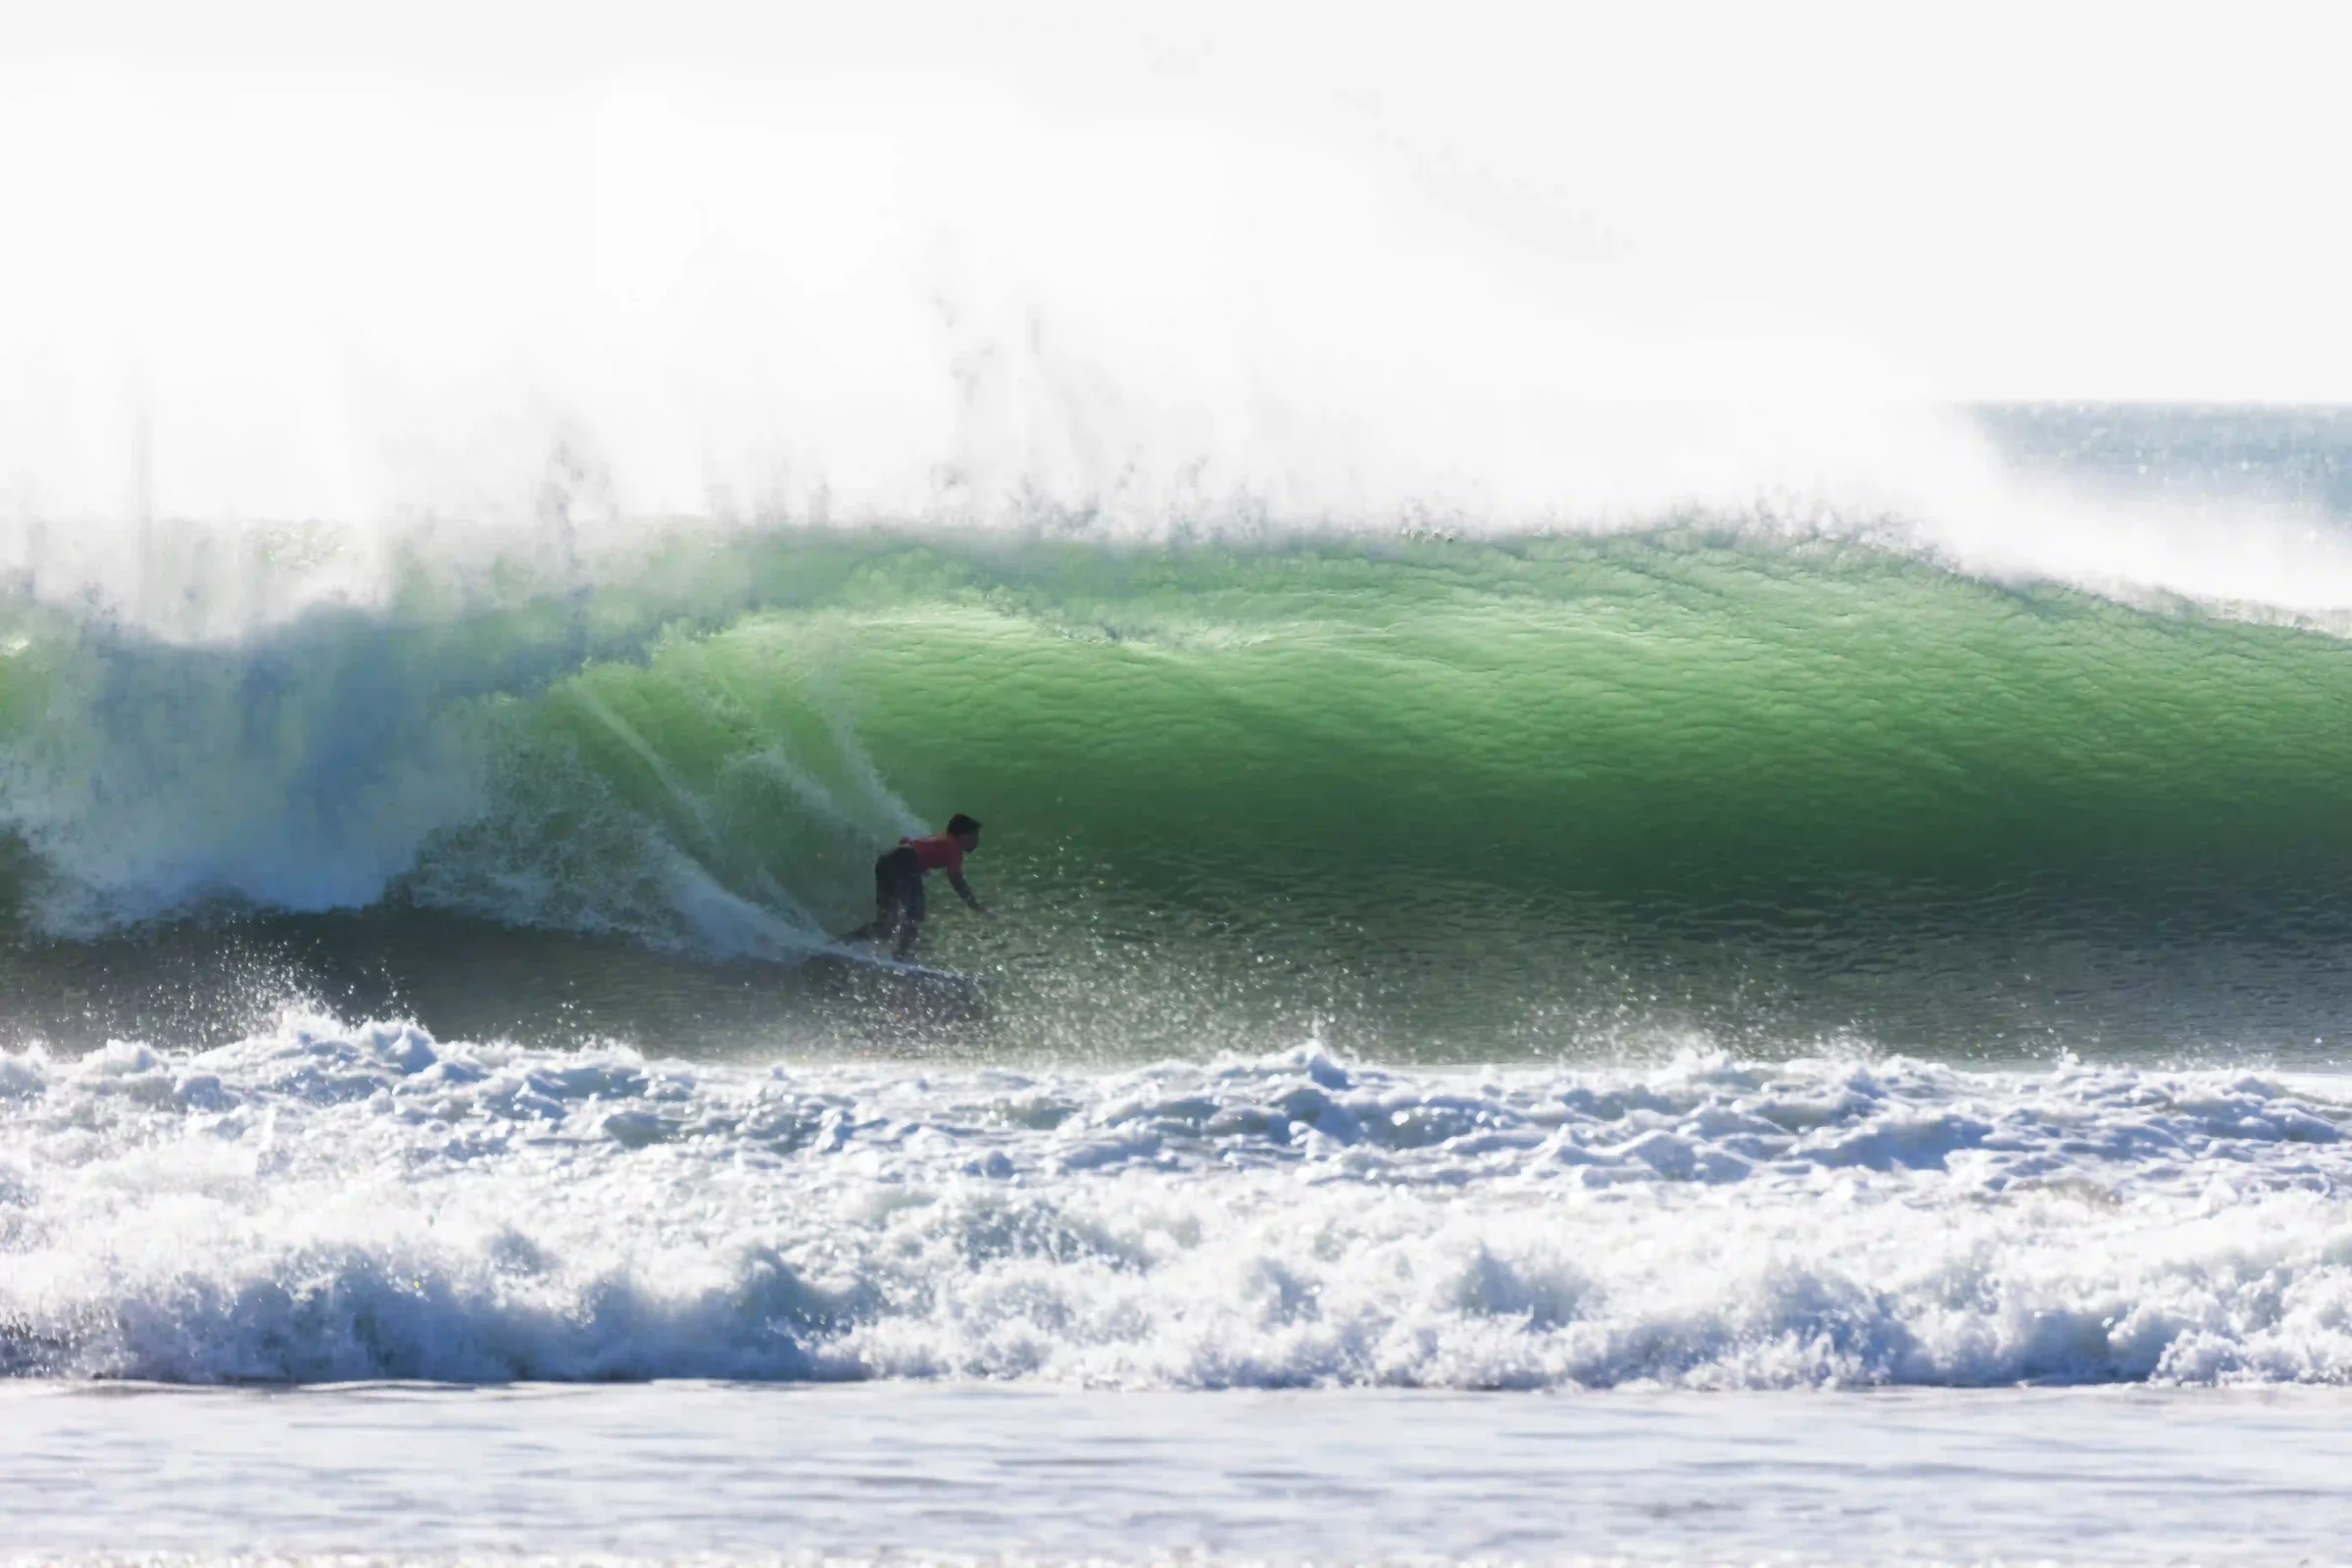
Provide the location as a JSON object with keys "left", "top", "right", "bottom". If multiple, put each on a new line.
{"left": 947, "top": 813, "right": 982, "bottom": 837}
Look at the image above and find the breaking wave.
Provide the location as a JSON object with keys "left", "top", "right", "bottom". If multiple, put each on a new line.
{"left": 4, "top": 1017, "right": 2351, "bottom": 1387}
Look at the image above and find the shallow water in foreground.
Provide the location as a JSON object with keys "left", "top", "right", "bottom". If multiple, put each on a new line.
{"left": 4, "top": 1382, "right": 2348, "bottom": 1564}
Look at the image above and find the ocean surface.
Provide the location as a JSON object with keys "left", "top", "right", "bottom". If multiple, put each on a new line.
{"left": 6, "top": 404, "right": 2352, "bottom": 1562}
{"left": 8, "top": 1383, "right": 2352, "bottom": 1563}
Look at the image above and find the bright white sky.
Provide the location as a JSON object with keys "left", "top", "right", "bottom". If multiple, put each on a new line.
{"left": 6, "top": 0, "right": 2351, "bottom": 402}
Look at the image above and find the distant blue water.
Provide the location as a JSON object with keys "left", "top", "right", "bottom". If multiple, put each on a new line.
{"left": 1978, "top": 404, "right": 2352, "bottom": 515}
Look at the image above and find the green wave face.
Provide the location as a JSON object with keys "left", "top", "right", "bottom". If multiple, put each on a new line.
{"left": 8, "top": 525, "right": 2352, "bottom": 1058}
{"left": 383, "top": 530, "right": 2352, "bottom": 1057}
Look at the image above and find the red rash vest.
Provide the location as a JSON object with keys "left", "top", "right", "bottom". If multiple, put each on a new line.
{"left": 902, "top": 833, "right": 965, "bottom": 876}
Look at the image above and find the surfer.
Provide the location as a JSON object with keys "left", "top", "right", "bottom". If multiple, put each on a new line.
{"left": 848, "top": 814, "right": 991, "bottom": 957}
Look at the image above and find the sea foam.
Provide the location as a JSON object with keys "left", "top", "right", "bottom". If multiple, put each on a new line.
{"left": 2, "top": 1018, "right": 2349, "bottom": 1387}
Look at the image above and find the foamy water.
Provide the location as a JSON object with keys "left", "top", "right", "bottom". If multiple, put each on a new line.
{"left": 5, "top": 1017, "right": 2349, "bottom": 1389}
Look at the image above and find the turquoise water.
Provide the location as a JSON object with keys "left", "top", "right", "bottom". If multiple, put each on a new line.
{"left": 9, "top": 437, "right": 2352, "bottom": 1058}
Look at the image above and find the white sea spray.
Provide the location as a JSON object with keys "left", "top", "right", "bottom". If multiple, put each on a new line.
{"left": 3, "top": 1018, "right": 2348, "bottom": 1388}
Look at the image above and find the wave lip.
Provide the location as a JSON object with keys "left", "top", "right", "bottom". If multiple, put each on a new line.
{"left": 2, "top": 1019, "right": 2350, "bottom": 1388}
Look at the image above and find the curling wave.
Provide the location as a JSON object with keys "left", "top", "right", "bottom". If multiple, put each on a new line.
{"left": 11, "top": 514, "right": 2352, "bottom": 1054}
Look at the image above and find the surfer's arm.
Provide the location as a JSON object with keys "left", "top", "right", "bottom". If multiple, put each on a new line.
{"left": 947, "top": 872, "right": 990, "bottom": 916}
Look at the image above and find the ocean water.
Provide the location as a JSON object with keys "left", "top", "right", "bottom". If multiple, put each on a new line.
{"left": 8, "top": 1383, "right": 2352, "bottom": 1563}
{"left": 6, "top": 404, "right": 2352, "bottom": 1562}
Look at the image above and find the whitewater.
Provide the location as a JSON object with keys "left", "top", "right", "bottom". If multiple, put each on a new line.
{"left": 7, "top": 1016, "right": 2352, "bottom": 1389}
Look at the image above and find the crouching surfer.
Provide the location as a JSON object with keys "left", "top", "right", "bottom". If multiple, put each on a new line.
{"left": 847, "top": 813, "right": 991, "bottom": 958}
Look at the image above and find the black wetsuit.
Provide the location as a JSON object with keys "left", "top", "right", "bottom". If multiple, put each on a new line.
{"left": 873, "top": 843, "right": 926, "bottom": 927}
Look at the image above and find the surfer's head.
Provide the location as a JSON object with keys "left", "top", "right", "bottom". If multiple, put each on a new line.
{"left": 947, "top": 812, "right": 982, "bottom": 851}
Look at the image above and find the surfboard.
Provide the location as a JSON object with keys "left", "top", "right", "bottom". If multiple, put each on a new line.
{"left": 805, "top": 945, "right": 986, "bottom": 1019}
